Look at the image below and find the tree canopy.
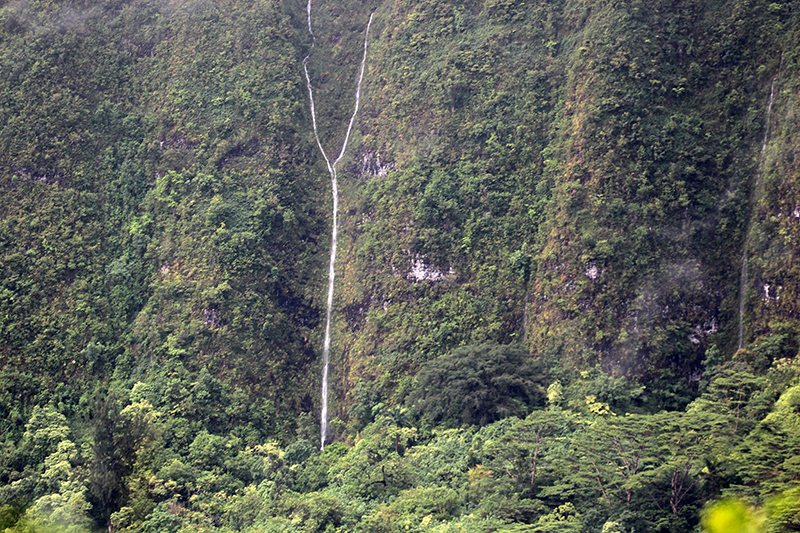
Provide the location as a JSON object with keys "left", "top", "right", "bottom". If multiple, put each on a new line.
{"left": 408, "top": 343, "right": 546, "bottom": 427}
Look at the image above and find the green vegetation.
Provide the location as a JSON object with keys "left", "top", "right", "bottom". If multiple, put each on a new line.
{"left": 1, "top": 0, "right": 800, "bottom": 530}
{"left": 408, "top": 343, "right": 545, "bottom": 427}
{"left": 3, "top": 355, "right": 799, "bottom": 532}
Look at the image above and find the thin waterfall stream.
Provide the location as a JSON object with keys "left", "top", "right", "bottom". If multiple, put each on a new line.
{"left": 302, "top": 1, "right": 374, "bottom": 450}
{"left": 737, "top": 72, "right": 778, "bottom": 350}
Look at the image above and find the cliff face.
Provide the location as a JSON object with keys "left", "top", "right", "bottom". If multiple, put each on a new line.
{"left": 0, "top": 0, "right": 327, "bottom": 430}
{"left": 332, "top": 0, "right": 800, "bottom": 417}
{"left": 0, "top": 0, "right": 798, "bottom": 431}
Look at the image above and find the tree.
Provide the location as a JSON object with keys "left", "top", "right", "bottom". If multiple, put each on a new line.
{"left": 355, "top": 486, "right": 460, "bottom": 533}
{"left": 408, "top": 343, "right": 545, "bottom": 427}
{"left": 736, "top": 384, "right": 800, "bottom": 498}
{"left": 481, "top": 410, "right": 578, "bottom": 496}
{"left": 529, "top": 502, "right": 582, "bottom": 532}
{"left": 380, "top": 405, "right": 412, "bottom": 455}
{"left": 641, "top": 412, "right": 731, "bottom": 516}
{"left": 566, "top": 415, "right": 654, "bottom": 509}
{"left": 20, "top": 407, "right": 70, "bottom": 466}
{"left": 565, "top": 411, "right": 726, "bottom": 522}
{"left": 0, "top": 407, "right": 93, "bottom": 532}
{"left": 26, "top": 440, "right": 93, "bottom": 533}
{"left": 86, "top": 390, "right": 158, "bottom": 528}
{"left": 688, "top": 361, "right": 772, "bottom": 436}
{"left": 765, "top": 487, "right": 800, "bottom": 532}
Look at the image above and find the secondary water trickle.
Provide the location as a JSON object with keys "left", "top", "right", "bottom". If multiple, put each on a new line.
{"left": 302, "top": 0, "right": 374, "bottom": 450}
{"left": 737, "top": 72, "right": 778, "bottom": 350}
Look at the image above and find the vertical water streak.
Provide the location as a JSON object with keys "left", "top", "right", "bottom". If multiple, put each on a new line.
{"left": 303, "top": 2, "right": 374, "bottom": 450}
{"left": 523, "top": 301, "right": 528, "bottom": 344}
{"left": 738, "top": 75, "right": 777, "bottom": 350}
{"left": 335, "top": 13, "right": 374, "bottom": 167}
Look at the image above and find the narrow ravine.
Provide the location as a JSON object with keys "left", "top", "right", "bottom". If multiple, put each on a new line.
{"left": 303, "top": 0, "right": 374, "bottom": 449}
{"left": 738, "top": 73, "right": 778, "bottom": 350}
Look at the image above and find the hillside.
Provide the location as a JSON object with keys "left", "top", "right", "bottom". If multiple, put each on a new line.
{"left": 1, "top": 0, "right": 799, "bottom": 531}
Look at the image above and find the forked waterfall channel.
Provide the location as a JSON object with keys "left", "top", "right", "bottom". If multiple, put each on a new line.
{"left": 303, "top": 1, "right": 374, "bottom": 450}
{"left": 737, "top": 72, "right": 778, "bottom": 350}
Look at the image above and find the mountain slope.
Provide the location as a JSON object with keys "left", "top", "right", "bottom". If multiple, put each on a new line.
{"left": 0, "top": 1, "right": 799, "bottom": 525}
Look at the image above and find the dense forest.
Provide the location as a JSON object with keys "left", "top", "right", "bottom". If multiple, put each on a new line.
{"left": 1, "top": 0, "right": 799, "bottom": 530}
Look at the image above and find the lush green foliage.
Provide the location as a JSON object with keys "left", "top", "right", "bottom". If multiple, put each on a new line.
{"left": 5, "top": 354, "right": 797, "bottom": 532}
{"left": 408, "top": 343, "right": 545, "bottom": 427}
{"left": 1, "top": 0, "right": 800, "bottom": 530}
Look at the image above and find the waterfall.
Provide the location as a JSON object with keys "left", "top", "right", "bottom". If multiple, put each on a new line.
{"left": 303, "top": 0, "right": 374, "bottom": 450}
{"left": 737, "top": 74, "right": 778, "bottom": 350}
